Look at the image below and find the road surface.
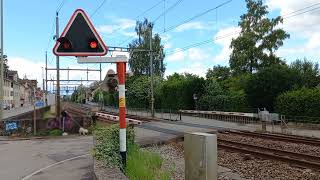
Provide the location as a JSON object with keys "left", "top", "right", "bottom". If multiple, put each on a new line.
{"left": 0, "top": 136, "right": 93, "bottom": 180}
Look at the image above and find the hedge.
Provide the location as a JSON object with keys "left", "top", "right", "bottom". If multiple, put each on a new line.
{"left": 275, "top": 88, "right": 320, "bottom": 117}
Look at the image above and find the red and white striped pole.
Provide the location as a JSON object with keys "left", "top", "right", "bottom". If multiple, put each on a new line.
{"left": 117, "top": 62, "right": 126, "bottom": 169}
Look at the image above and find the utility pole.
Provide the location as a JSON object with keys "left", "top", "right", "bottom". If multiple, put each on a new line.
{"left": 99, "top": 63, "right": 102, "bottom": 81}
{"left": 45, "top": 51, "right": 48, "bottom": 106}
{"left": 149, "top": 27, "right": 155, "bottom": 117}
{"left": 0, "top": 0, "right": 3, "bottom": 120}
{"left": 55, "top": 12, "right": 61, "bottom": 118}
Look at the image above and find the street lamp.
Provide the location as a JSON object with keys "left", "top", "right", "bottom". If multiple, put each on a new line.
{"left": 193, "top": 93, "right": 198, "bottom": 110}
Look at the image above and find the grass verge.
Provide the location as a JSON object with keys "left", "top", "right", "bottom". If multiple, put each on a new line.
{"left": 93, "top": 125, "right": 171, "bottom": 180}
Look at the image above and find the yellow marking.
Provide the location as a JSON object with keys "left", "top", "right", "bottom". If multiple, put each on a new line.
{"left": 119, "top": 98, "right": 125, "bottom": 107}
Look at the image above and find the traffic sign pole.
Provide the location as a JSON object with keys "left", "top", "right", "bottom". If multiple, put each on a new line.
{"left": 117, "top": 62, "right": 126, "bottom": 170}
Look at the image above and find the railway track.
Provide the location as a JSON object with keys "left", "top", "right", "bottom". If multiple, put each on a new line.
{"left": 219, "top": 139, "right": 320, "bottom": 169}
{"left": 225, "top": 130, "right": 320, "bottom": 146}
{"left": 68, "top": 105, "right": 320, "bottom": 169}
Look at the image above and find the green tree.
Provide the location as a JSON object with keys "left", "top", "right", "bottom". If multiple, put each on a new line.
{"left": 128, "top": 19, "right": 166, "bottom": 77}
{"left": 230, "top": 0, "right": 289, "bottom": 74}
{"left": 290, "top": 58, "right": 320, "bottom": 88}
{"left": 206, "top": 65, "right": 231, "bottom": 81}
{"left": 244, "top": 65, "right": 297, "bottom": 111}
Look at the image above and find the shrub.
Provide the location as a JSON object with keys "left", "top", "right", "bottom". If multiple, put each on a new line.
{"left": 37, "top": 130, "right": 49, "bottom": 136}
{"left": 49, "top": 129, "right": 63, "bottom": 136}
{"left": 93, "top": 124, "right": 135, "bottom": 167}
{"left": 275, "top": 88, "right": 320, "bottom": 118}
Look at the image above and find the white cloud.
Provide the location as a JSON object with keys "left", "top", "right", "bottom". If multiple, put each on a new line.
{"left": 212, "top": 26, "right": 240, "bottom": 64}
{"left": 8, "top": 57, "right": 47, "bottom": 89}
{"left": 166, "top": 62, "right": 207, "bottom": 77}
{"left": 96, "top": 25, "right": 114, "bottom": 34}
{"left": 266, "top": 0, "right": 320, "bottom": 59}
{"left": 174, "top": 22, "right": 212, "bottom": 32}
{"left": 164, "top": 42, "right": 172, "bottom": 49}
{"left": 160, "top": 34, "right": 171, "bottom": 42}
{"left": 97, "top": 18, "right": 136, "bottom": 37}
{"left": 7, "top": 57, "right": 119, "bottom": 91}
{"left": 187, "top": 48, "right": 210, "bottom": 61}
{"left": 166, "top": 48, "right": 186, "bottom": 62}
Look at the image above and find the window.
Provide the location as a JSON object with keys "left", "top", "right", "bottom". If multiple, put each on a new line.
{"left": 10, "top": 91, "right": 13, "bottom": 96}
{"left": 11, "top": 82, "right": 13, "bottom": 88}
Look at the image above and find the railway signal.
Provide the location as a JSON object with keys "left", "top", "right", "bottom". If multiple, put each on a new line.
{"left": 53, "top": 9, "right": 108, "bottom": 56}
{"left": 53, "top": 9, "right": 127, "bottom": 169}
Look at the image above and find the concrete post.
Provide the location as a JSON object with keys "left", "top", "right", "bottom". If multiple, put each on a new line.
{"left": 184, "top": 132, "right": 217, "bottom": 180}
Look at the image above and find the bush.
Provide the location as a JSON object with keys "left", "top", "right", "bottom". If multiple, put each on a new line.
{"left": 49, "top": 129, "right": 63, "bottom": 136}
{"left": 275, "top": 88, "right": 320, "bottom": 117}
{"left": 37, "top": 130, "right": 49, "bottom": 136}
{"left": 93, "top": 124, "right": 135, "bottom": 167}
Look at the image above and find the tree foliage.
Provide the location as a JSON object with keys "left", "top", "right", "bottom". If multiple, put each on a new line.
{"left": 158, "top": 73, "right": 205, "bottom": 110}
{"left": 244, "top": 65, "right": 297, "bottom": 111}
{"left": 128, "top": 19, "right": 166, "bottom": 77}
{"left": 206, "top": 65, "right": 231, "bottom": 81}
{"left": 230, "top": 0, "right": 289, "bottom": 74}
{"left": 290, "top": 58, "right": 320, "bottom": 88}
{"left": 276, "top": 88, "right": 320, "bottom": 119}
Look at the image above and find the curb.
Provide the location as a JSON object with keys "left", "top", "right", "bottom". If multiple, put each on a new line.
{"left": 0, "top": 134, "right": 87, "bottom": 141}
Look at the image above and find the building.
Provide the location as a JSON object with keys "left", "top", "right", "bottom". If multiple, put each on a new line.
{"left": 18, "top": 79, "right": 37, "bottom": 107}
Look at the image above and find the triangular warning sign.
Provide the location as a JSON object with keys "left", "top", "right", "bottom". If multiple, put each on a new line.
{"left": 53, "top": 9, "right": 108, "bottom": 56}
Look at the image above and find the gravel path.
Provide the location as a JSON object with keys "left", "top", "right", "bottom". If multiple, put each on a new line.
{"left": 219, "top": 133, "right": 320, "bottom": 157}
{"left": 145, "top": 143, "right": 320, "bottom": 180}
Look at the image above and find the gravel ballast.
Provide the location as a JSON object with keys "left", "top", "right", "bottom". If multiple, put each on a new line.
{"left": 146, "top": 142, "right": 320, "bottom": 180}
{"left": 219, "top": 133, "right": 320, "bottom": 157}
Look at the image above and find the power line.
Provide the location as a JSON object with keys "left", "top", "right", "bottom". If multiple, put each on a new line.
{"left": 282, "top": 2, "right": 320, "bottom": 17}
{"left": 164, "top": 0, "right": 232, "bottom": 33}
{"left": 284, "top": 6, "right": 320, "bottom": 19}
{"left": 108, "top": 0, "right": 164, "bottom": 42}
{"left": 119, "top": 0, "right": 184, "bottom": 45}
{"left": 166, "top": 2, "right": 320, "bottom": 56}
{"left": 119, "top": 0, "right": 230, "bottom": 46}
{"left": 166, "top": 30, "right": 240, "bottom": 55}
{"left": 56, "top": 0, "right": 67, "bottom": 13}
{"left": 153, "top": 0, "right": 184, "bottom": 23}
{"left": 91, "top": 0, "right": 109, "bottom": 18}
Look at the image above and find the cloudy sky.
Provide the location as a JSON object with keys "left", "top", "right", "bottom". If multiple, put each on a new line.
{"left": 3, "top": 0, "right": 320, "bottom": 92}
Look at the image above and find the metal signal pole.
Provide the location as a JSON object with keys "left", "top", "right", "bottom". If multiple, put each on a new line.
{"left": 45, "top": 51, "right": 48, "bottom": 106}
{"left": 117, "top": 62, "right": 127, "bottom": 170}
{"left": 55, "top": 12, "right": 61, "bottom": 118}
{"left": 150, "top": 28, "right": 155, "bottom": 117}
{"left": 0, "top": 0, "right": 3, "bottom": 120}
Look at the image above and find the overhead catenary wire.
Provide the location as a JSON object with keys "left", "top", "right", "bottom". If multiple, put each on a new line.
{"left": 56, "top": 0, "right": 67, "bottom": 13}
{"left": 107, "top": 0, "right": 163, "bottom": 38}
{"left": 119, "top": 0, "right": 231, "bottom": 45}
{"left": 166, "top": 2, "right": 320, "bottom": 56}
{"left": 118, "top": 0, "right": 184, "bottom": 45}
{"left": 90, "top": 0, "right": 109, "bottom": 18}
{"left": 152, "top": 0, "right": 184, "bottom": 23}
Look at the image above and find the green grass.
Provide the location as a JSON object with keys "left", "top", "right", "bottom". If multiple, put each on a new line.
{"left": 126, "top": 144, "right": 171, "bottom": 180}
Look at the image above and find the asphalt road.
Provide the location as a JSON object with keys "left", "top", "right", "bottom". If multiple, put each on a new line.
{"left": 0, "top": 136, "right": 93, "bottom": 180}
{"left": 2, "top": 105, "right": 40, "bottom": 119}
